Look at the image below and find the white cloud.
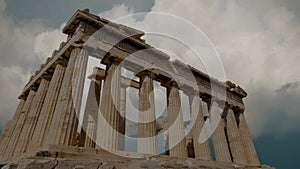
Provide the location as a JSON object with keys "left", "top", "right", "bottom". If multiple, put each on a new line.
{"left": 34, "top": 24, "right": 66, "bottom": 60}
{"left": 98, "top": 0, "right": 300, "bottom": 138}
{"left": 0, "top": 66, "right": 30, "bottom": 126}
{"left": 0, "top": 0, "right": 67, "bottom": 129}
{"left": 99, "top": 4, "right": 134, "bottom": 20}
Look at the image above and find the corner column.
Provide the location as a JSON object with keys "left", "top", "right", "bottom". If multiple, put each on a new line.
{"left": 47, "top": 48, "right": 88, "bottom": 146}
{"left": 166, "top": 81, "right": 187, "bottom": 158}
{"left": 137, "top": 72, "right": 158, "bottom": 154}
{"left": 239, "top": 112, "right": 260, "bottom": 166}
{"left": 210, "top": 100, "right": 232, "bottom": 163}
{"left": 226, "top": 108, "right": 247, "bottom": 165}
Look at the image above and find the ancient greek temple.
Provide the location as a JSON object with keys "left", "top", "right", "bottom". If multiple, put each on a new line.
{"left": 0, "top": 9, "right": 261, "bottom": 168}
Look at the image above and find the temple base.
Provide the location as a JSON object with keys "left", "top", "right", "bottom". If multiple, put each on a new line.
{"left": 1, "top": 145, "right": 274, "bottom": 169}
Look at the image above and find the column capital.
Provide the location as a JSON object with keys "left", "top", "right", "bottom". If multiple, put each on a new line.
{"left": 101, "top": 53, "right": 121, "bottom": 66}
{"left": 136, "top": 70, "right": 157, "bottom": 79}
{"left": 161, "top": 79, "right": 179, "bottom": 89}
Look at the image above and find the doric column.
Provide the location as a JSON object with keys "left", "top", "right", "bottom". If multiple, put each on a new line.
{"left": 226, "top": 108, "right": 247, "bottom": 165}
{"left": 239, "top": 112, "right": 260, "bottom": 166}
{"left": 118, "top": 86, "right": 126, "bottom": 151}
{"left": 79, "top": 78, "right": 101, "bottom": 148}
{"left": 13, "top": 78, "right": 50, "bottom": 157}
{"left": 166, "top": 81, "right": 187, "bottom": 158}
{"left": 47, "top": 48, "right": 88, "bottom": 146}
{"left": 30, "top": 64, "right": 66, "bottom": 150}
{"left": 96, "top": 61, "right": 121, "bottom": 151}
{"left": 4, "top": 90, "right": 36, "bottom": 160}
{"left": 137, "top": 72, "right": 157, "bottom": 154}
{"left": 0, "top": 121, "right": 11, "bottom": 153}
{"left": 188, "top": 92, "right": 211, "bottom": 160}
{"left": 0, "top": 99, "right": 25, "bottom": 160}
{"left": 210, "top": 101, "right": 232, "bottom": 163}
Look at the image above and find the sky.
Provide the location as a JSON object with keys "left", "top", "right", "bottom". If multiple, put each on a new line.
{"left": 0, "top": 0, "right": 300, "bottom": 168}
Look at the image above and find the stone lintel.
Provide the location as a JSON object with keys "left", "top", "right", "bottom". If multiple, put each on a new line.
{"left": 89, "top": 67, "right": 140, "bottom": 89}
{"left": 85, "top": 40, "right": 245, "bottom": 110}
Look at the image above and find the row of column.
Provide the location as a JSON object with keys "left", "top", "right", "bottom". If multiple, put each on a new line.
{"left": 86, "top": 63, "right": 260, "bottom": 166}
{"left": 0, "top": 49, "right": 260, "bottom": 167}
{"left": 0, "top": 48, "right": 88, "bottom": 162}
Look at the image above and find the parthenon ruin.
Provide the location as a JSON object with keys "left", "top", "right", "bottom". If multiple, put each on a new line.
{"left": 0, "top": 9, "right": 262, "bottom": 168}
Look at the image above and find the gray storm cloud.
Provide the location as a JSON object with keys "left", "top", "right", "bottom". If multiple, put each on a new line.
{"left": 0, "top": 0, "right": 299, "bottom": 140}
{"left": 98, "top": 0, "right": 300, "bottom": 138}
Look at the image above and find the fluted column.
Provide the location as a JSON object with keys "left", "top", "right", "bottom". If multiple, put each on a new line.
{"left": 239, "top": 112, "right": 260, "bottom": 166}
{"left": 13, "top": 78, "right": 50, "bottom": 157}
{"left": 96, "top": 61, "right": 121, "bottom": 151}
{"left": 30, "top": 64, "right": 66, "bottom": 150}
{"left": 210, "top": 101, "right": 232, "bottom": 163}
{"left": 0, "top": 121, "right": 11, "bottom": 152}
{"left": 137, "top": 72, "right": 157, "bottom": 154}
{"left": 4, "top": 90, "right": 36, "bottom": 160}
{"left": 166, "top": 81, "right": 187, "bottom": 158}
{"left": 79, "top": 79, "right": 101, "bottom": 148}
{"left": 47, "top": 48, "right": 88, "bottom": 146}
{"left": 0, "top": 99, "right": 25, "bottom": 160}
{"left": 188, "top": 93, "right": 211, "bottom": 160}
{"left": 118, "top": 86, "right": 126, "bottom": 151}
{"left": 226, "top": 108, "right": 247, "bottom": 165}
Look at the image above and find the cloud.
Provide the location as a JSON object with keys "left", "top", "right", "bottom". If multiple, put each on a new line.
{"left": 99, "top": 4, "right": 134, "bottom": 20}
{"left": 0, "top": 0, "right": 6, "bottom": 12}
{"left": 0, "top": 0, "right": 66, "bottom": 129}
{"left": 1, "top": 0, "right": 299, "bottom": 139}
{"left": 275, "top": 81, "right": 300, "bottom": 94}
{"left": 34, "top": 24, "right": 66, "bottom": 59}
{"left": 98, "top": 0, "right": 300, "bottom": 138}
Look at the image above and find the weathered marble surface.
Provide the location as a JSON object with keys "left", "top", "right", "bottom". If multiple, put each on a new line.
{"left": 1, "top": 146, "right": 275, "bottom": 169}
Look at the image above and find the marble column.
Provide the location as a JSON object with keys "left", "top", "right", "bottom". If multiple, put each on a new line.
{"left": 0, "top": 99, "right": 25, "bottom": 159}
{"left": 118, "top": 86, "right": 126, "bottom": 151}
{"left": 166, "top": 81, "right": 187, "bottom": 158}
{"left": 239, "top": 112, "right": 260, "bottom": 166}
{"left": 226, "top": 108, "right": 247, "bottom": 165}
{"left": 96, "top": 62, "right": 121, "bottom": 151}
{"left": 30, "top": 64, "right": 66, "bottom": 150}
{"left": 210, "top": 101, "right": 232, "bottom": 163}
{"left": 0, "top": 121, "right": 11, "bottom": 153}
{"left": 13, "top": 78, "right": 50, "bottom": 157}
{"left": 79, "top": 79, "right": 101, "bottom": 148}
{"left": 137, "top": 72, "right": 158, "bottom": 154}
{"left": 47, "top": 48, "right": 88, "bottom": 146}
{"left": 188, "top": 93, "right": 212, "bottom": 160}
{"left": 4, "top": 90, "right": 36, "bottom": 160}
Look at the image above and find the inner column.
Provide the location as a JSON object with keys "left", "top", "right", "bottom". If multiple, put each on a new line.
{"left": 79, "top": 76, "right": 101, "bottom": 148}
{"left": 137, "top": 71, "right": 158, "bottom": 154}
{"left": 166, "top": 81, "right": 187, "bottom": 158}
{"left": 188, "top": 92, "right": 212, "bottom": 160}
{"left": 96, "top": 61, "right": 121, "bottom": 151}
